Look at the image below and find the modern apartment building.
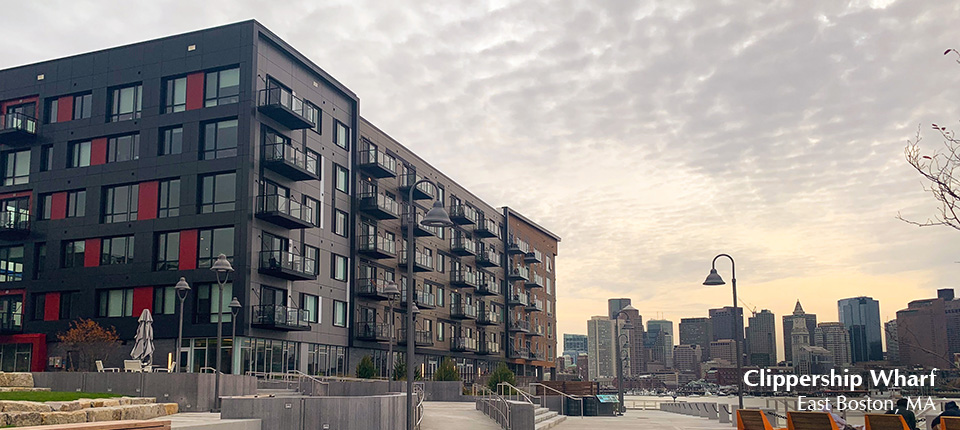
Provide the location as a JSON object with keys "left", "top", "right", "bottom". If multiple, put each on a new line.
{"left": 0, "top": 20, "right": 559, "bottom": 379}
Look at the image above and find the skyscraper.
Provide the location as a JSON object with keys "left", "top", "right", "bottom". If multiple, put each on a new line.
{"left": 939, "top": 289, "right": 960, "bottom": 357}
{"left": 563, "top": 334, "right": 588, "bottom": 365}
{"left": 884, "top": 320, "right": 899, "bottom": 363}
{"left": 838, "top": 297, "right": 883, "bottom": 362}
{"left": 790, "top": 314, "right": 811, "bottom": 368}
{"left": 745, "top": 310, "right": 777, "bottom": 367}
{"left": 646, "top": 319, "right": 674, "bottom": 369}
{"left": 896, "top": 298, "right": 949, "bottom": 368}
{"left": 783, "top": 301, "right": 818, "bottom": 363}
{"left": 814, "top": 322, "right": 852, "bottom": 366}
{"left": 709, "top": 306, "right": 744, "bottom": 341}
{"left": 587, "top": 316, "right": 616, "bottom": 379}
{"left": 673, "top": 345, "right": 702, "bottom": 374}
{"left": 608, "top": 298, "right": 632, "bottom": 320}
{"left": 618, "top": 306, "right": 645, "bottom": 375}
{"left": 680, "top": 317, "right": 713, "bottom": 361}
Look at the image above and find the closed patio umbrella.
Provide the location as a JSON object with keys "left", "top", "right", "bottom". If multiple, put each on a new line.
{"left": 131, "top": 309, "right": 155, "bottom": 365}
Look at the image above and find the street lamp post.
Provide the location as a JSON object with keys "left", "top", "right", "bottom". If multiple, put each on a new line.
{"left": 383, "top": 281, "right": 401, "bottom": 380}
{"left": 614, "top": 304, "right": 637, "bottom": 415}
{"left": 702, "top": 254, "right": 743, "bottom": 410}
{"left": 210, "top": 254, "right": 234, "bottom": 411}
{"left": 229, "top": 297, "right": 242, "bottom": 374}
{"left": 174, "top": 277, "right": 191, "bottom": 373}
{"left": 404, "top": 179, "right": 453, "bottom": 430}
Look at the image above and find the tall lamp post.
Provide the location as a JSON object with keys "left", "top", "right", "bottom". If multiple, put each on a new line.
{"left": 702, "top": 254, "right": 743, "bottom": 410}
{"left": 210, "top": 254, "right": 234, "bottom": 411}
{"left": 174, "top": 277, "right": 191, "bottom": 373}
{"left": 383, "top": 281, "right": 401, "bottom": 380}
{"left": 614, "top": 304, "right": 636, "bottom": 415}
{"left": 229, "top": 297, "right": 242, "bottom": 375}
{"left": 404, "top": 179, "right": 453, "bottom": 430}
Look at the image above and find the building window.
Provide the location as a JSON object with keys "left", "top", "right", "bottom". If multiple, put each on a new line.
{"left": 33, "top": 243, "right": 46, "bottom": 280}
{"left": 45, "top": 99, "right": 59, "bottom": 124}
{"left": 200, "top": 172, "right": 236, "bottom": 213}
{"left": 436, "top": 254, "right": 445, "bottom": 273}
{"left": 204, "top": 67, "right": 240, "bottom": 107}
{"left": 333, "top": 300, "right": 346, "bottom": 327}
{"left": 154, "top": 286, "right": 177, "bottom": 315}
{"left": 68, "top": 141, "right": 91, "bottom": 168}
{"left": 163, "top": 76, "right": 187, "bottom": 113}
{"left": 196, "top": 283, "right": 234, "bottom": 323}
{"left": 107, "top": 134, "right": 140, "bottom": 163}
{"left": 32, "top": 294, "right": 45, "bottom": 321}
{"left": 546, "top": 278, "right": 552, "bottom": 295}
{"left": 334, "top": 210, "right": 348, "bottom": 237}
{"left": 101, "top": 236, "right": 135, "bottom": 265}
{"left": 2, "top": 150, "right": 30, "bottom": 185}
{"left": 40, "top": 145, "right": 53, "bottom": 172}
{"left": 103, "top": 183, "right": 139, "bottom": 223}
{"left": 305, "top": 102, "right": 321, "bottom": 134}
{"left": 301, "top": 294, "right": 319, "bottom": 323}
{"left": 73, "top": 93, "right": 92, "bottom": 120}
{"left": 303, "top": 196, "right": 320, "bottom": 226}
{"left": 67, "top": 190, "right": 86, "bottom": 218}
{"left": 437, "top": 322, "right": 445, "bottom": 341}
{"left": 198, "top": 227, "right": 234, "bottom": 269}
{"left": 200, "top": 118, "right": 238, "bottom": 160}
{"left": 98, "top": 288, "right": 134, "bottom": 317}
{"left": 334, "top": 121, "right": 349, "bottom": 150}
{"left": 158, "top": 179, "right": 180, "bottom": 218}
{"left": 332, "top": 254, "right": 348, "bottom": 282}
{"left": 0, "top": 246, "right": 24, "bottom": 282}
{"left": 437, "top": 286, "right": 445, "bottom": 307}
{"left": 160, "top": 126, "right": 183, "bottom": 155}
{"left": 108, "top": 83, "right": 143, "bottom": 122}
{"left": 334, "top": 164, "right": 348, "bottom": 193}
{"left": 60, "top": 291, "right": 76, "bottom": 320}
{"left": 156, "top": 231, "right": 179, "bottom": 271}
{"left": 62, "top": 240, "right": 85, "bottom": 268}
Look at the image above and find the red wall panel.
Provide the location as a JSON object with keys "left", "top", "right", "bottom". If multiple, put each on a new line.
{"left": 56, "top": 96, "right": 73, "bottom": 123}
{"left": 50, "top": 192, "right": 67, "bottom": 220}
{"left": 132, "top": 287, "right": 153, "bottom": 317}
{"left": 138, "top": 181, "right": 159, "bottom": 220}
{"left": 43, "top": 292, "right": 60, "bottom": 321}
{"left": 0, "top": 334, "right": 46, "bottom": 372}
{"left": 84, "top": 239, "right": 101, "bottom": 267}
{"left": 179, "top": 229, "right": 198, "bottom": 270}
{"left": 1, "top": 96, "right": 39, "bottom": 117}
{"left": 185, "top": 73, "right": 204, "bottom": 110}
{"left": 91, "top": 138, "right": 107, "bottom": 166}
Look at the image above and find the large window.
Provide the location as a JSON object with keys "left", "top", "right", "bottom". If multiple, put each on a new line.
{"left": 332, "top": 254, "right": 348, "bottom": 282}
{"left": 73, "top": 93, "right": 92, "bottom": 120}
{"left": 200, "top": 118, "right": 238, "bottom": 160}
{"left": 0, "top": 246, "right": 24, "bottom": 283}
{"left": 156, "top": 231, "right": 179, "bottom": 271}
{"left": 2, "top": 150, "right": 30, "bottom": 185}
{"left": 196, "top": 283, "right": 233, "bottom": 323}
{"left": 108, "top": 83, "right": 143, "bottom": 122}
{"left": 333, "top": 209, "right": 348, "bottom": 237}
{"left": 333, "top": 300, "right": 346, "bottom": 327}
{"left": 68, "top": 141, "right": 91, "bottom": 168}
{"left": 158, "top": 179, "right": 180, "bottom": 218}
{"left": 101, "top": 236, "right": 135, "bottom": 265}
{"left": 39, "top": 190, "right": 85, "bottom": 220}
{"left": 335, "top": 121, "right": 350, "bottom": 150}
{"left": 163, "top": 76, "right": 187, "bottom": 113}
{"left": 98, "top": 288, "right": 134, "bottom": 317}
{"left": 160, "top": 126, "right": 183, "bottom": 155}
{"left": 301, "top": 294, "right": 319, "bottom": 323}
{"left": 305, "top": 101, "right": 321, "bottom": 134}
{"left": 107, "top": 134, "right": 140, "bottom": 163}
{"left": 198, "top": 227, "right": 234, "bottom": 269}
{"left": 60, "top": 291, "right": 77, "bottom": 320}
{"left": 204, "top": 67, "right": 240, "bottom": 107}
{"left": 33, "top": 243, "right": 45, "bottom": 280}
{"left": 334, "top": 164, "right": 348, "bottom": 193}
{"left": 102, "top": 184, "right": 139, "bottom": 223}
{"left": 154, "top": 286, "right": 177, "bottom": 315}
{"left": 200, "top": 172, "right": 236, "bottom": 213}
{"left": 40, "top": 145, "right": 53, "bottom": 171}
{"left": 62, "top": 240, "right": 85, "bottom": 268}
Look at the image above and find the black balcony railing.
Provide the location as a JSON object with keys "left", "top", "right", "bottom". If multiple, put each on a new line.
{"left": 526, "top": 298, "right": 544, "bottom": 312}
{"left": 448, "top": 204, "right": 477, "bottom": 225}
{"left": 358, "top": 235, "right": 397, "bottom": 259}
{"left": 507, "top": 266, "right": 529, "bottom": 281}
{"left": 0, "top": 211, "right": 30, "bottom": 239}
{"left": 475, "top": 218, "right": 498, "bottom": 238}
{"left": 398, "top": 249, "right": 433, "bottom": 272}
{"left": 524, "top": 250, "right": 543, "bottom": 264}
{"left": 450, "top": 303, "right": 478, "bottom": 320}
{"left": 478, "top": 341, "right": 500, "bottom": 355}
{"left": 475, "top": 278, "right": 501, "bottom": 296}
{"left": 451, "top": 337, "right": 478, "bottom": 352}
{"left": 252, "top": 305, "right": 311, "bottom": 331}
{"left": 397, "top": 329, "right": 433, "bottom": 346}
{"left": 508, "top": 347, "right": 529, "bottom": 359}
{"left": 262, "top": 142, "right": 320, "bottom": 181}
{"left": 450, "top": 270, "right": 478, "bottom": 288}
{"left": 357, "top": 278, "right": 394, "bottom": 300}
{"left": 258, "top": 250, "right": 318, "bottom": 281}
{"left": 256, "top": 194, "right": 318, "bottom": 229}
{"left": 258, "top": 87, "right": 316, "bottom": 129}
{"left": 357, "top": 149, "right": 398, "bottom": 178}
{"left": 525, "top": 273, "right": 545, "bottom": 289}
{"left": 399, "top": 173, "right": 435, "bottom": 200}
{"left": 508, "top": 318, "right": 530, "bottom": 332}
{"left": 402, "top": 209, "right": 439, "bottom": 237}
{"left": 358, "top": 192, "right": 400, "bottom": 220}
{"left": 476, "top": 247, "right": 499, "bottom": 267}
{"left": 450, "top": 236, "right": 477, "bottom": 256}
{"left": 507, "top": 293, "right": 528, "bottom": 307}
{"left": 477, "top": 309, "right": 502, "bottom": 325}
{"left": 355, "top": 322, "right": 391, "bottom": 341}
{"left": 400, "top": 289, "right": 437, "bottom": 308}
{"left": 0, "top": 112, "right": 37, "bottom": 144}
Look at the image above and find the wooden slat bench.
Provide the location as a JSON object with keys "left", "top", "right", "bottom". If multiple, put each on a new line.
{"left": 786, "top": 411, "right": 840, "bottom": 430}
{"left": 941, "top": 416, "right": 960, "bottom": 430}
{"left": 864, "top": 414, "right": 909, "bottom": 430}
{"left": 14, "top": 420, "right": 171, "bottom": 430}
{"left": 737, "top": 409, "right": 786, "bottom": 430}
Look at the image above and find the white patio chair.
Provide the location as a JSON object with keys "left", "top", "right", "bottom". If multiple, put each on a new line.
{"left": 96, "top": 360, "right": 119, "bottom": 372}
{"left": 124, "top": 360, "right": 143, "bottom": 372}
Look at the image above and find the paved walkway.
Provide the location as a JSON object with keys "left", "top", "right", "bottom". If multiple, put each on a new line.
{"left": 151, "top": 413, "right": 261, "bottom": 430}
{"left": 421, "top": 402, "right": 502, "bottom": 430}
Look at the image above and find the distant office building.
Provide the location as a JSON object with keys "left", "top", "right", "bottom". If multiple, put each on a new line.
{"left": 940, "top": 289, "right": 960, "bottom": 356}
{"left": 884, "top": 320, "right": 899, "bottom": 363}
{"left": 897, "top": 297, "right": 949, "bottom": 368}
{"left": 618, "top": 306, "right": 644, "bottom": 375}
{"left": 563, "top": 334, "right": 588, "bottom": 365}
{"left": 709, "top": 339, "right": 738, "bottom": 364}
{"left": 680, "top": 317, "right": 712, "bottom": 361}
{"left": 709, "top": 306, "right": 744, "bottom": 342}
{"left": 814, "top": 322, "right": 852, "bottom": 366}
{"left": 674, "top": 345, "right": 703, "bottom": 375}
{"left": 838, "top": 297, "right": 883, "bottom": 362}
{"left": 795, "top": 346, "right": 835, "bottom": 375}
{"left": 790, "top": 314, "right": 812, "bottom": 368}
{"left": 745, "top": 310, "right": 777, "bottom": 367}
{"left": 576, "top": 354, "right": 589, "bottom": 380}
{"left": 608, "top": 298, "right": 632, "bottom": 320}
{"left": 646, "top": 319, "right": 674, "bottom": 370}
{"left": 783, "top": 301, "right": 818, "bottom": 363}
{"left": 587, "top": 316, "right": 616, "bottom": 379}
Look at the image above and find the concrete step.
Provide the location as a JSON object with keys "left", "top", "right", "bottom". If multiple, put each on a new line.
{"left": 534, "top": 407, "right": 551, "bottom": 415}
{"left": 534, "top": 410, "right": 558, "bottom": 424}
{"left": 254, "top": 388, "right": 300, "bottom": 397}
{"left": 535, "top": 414, "right": 567, "bottom": 430}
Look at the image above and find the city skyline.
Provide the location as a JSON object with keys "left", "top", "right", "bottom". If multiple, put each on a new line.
{"left": 2, "top": 1, "right": 960, "bottom": 345}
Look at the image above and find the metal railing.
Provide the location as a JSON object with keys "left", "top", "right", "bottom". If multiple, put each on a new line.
{"left": 1, "top": 112, "right": 37, "bottom": 134}
{"left": 257, "top": 194, "right": 317, "bottom": 226}
{"left": 497, "top": 382, "right": 536, "bottom": 404}
{"left": 358, "top": 234, "right": 397, "bottom": 256}
{"left": 252, "top": 304, "right": 310, "bottom": 329}
{"left": 529, "top": 382, "right": 584, "bottom": 419}
{"left": 259, "top": 250, "right": 318, "bottom": 276}
{"left": 258, "top": 87, "right": 315, "bottom": 125}
{"left": 358, "top": 149, "right": 398, "bottom": 175}
{"left": 414, "top": 382, "right": 425, "bottom": 429}
{"left": 476, "top": 384, "right": 511, "bottom": 429}
{"left": 262, "top": 142, "right": 319, "bottom": 176}
{"left": 0, "top": 211, "right": 30, "bottom": 231}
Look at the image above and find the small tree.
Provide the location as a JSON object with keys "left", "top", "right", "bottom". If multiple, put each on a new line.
{"left": 434, "top": 357, "right": 461, "bottom": 381}
{"left": 393, "top": 356, "right": 422, "bottom": 381}
{"left": 487, "top": 362, "right": 516, "bottom": 393}
{"left": 356, "top": 355, "right": 377, "bottom": 379}
{"left": 57, "top": 319, "right": 120, "bottom": 371}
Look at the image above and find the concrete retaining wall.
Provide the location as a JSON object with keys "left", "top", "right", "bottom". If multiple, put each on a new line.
{"left": 222, "top": 393, "right": 406, "bottom": 430}
{"left": 476, "top": 398, "right": 534, "bottom": 430}
{"left": 307, "top": 380, "right": 464, "bottom": 401}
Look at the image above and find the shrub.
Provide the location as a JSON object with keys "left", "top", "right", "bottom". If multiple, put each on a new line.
{"left": 393, "top": 357, "right": 422, "bottom": 381}
{"left": 487, "top": 362, "right": 516, "bottom": 393}
{"left": 356, "top": 355, "right": 377, "bottom": 379}
{"left": 434, "top": 357, "right": 461, "bottom": 381}
{"left": 57, "top": 319, "right": 120, "bottom": 372}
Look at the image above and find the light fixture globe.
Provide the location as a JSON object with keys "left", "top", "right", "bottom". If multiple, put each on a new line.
{"left": 410, "top": 303, "right": 421, "bottom": 315}
{"left": 229, "top": 297, "right": 242, "bottom": 312}
{"left": 383, "top": 281, "right": 401, "bottom": 297}
{"left": 175, "top": 277, "right": 191, "bottom": 292}
{"left": 210, "top": 254, "right": 235, "bottom": 273}
{"left": 703, "top": 268, "right": 725, "bottom": 286}
{"left": 421, "top": 200, "right": 454, "bottom": 228}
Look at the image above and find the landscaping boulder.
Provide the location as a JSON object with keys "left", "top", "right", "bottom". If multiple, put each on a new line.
{"left": 162, "top": 403, "right": 179, "bottom": 415}
{"left": 119, "top": 404, "right": 163, "bottom": 420}
{"left": 0, "top": 400, "right": 53, "bottom": 412}
{"left": 0, "top": 373, "right": 34, "bottom": 388}
{"left": 41, "top": 410, "right": 87, "bottom": 425}
{"left": 45, "top": 401, "right": 83, "bottom": 412}
{"left": 92, "top": 398, "right": 121, "bottom": 407}
{"left": 6, "top": 411, "right": 42, "bottom": 426}
{"left": 85, "top": 406, "right": 122, "bottom": 422}
{"left": 119, "top": 396, "right": 157, "bottom": 405}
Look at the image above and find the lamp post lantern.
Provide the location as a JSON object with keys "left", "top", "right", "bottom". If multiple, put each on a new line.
{"left": 405, "top": 181, "right": 453, "bottom": 430}
{"left": 229, "top": 297, "right": 242, "bottom": 373}
{"left": 702, "top": 254, "right": 743, "bottom": 410}
{"left": 614, "top": 304, "right": 636, "bottom": 415}
{"left": 174, "top": 277, "right": 191, "bottom": 373}
{"left": 383, "top": 281, "right": 401, "bottom": 380}
{"left": 210, "top": 254, "right": 234, "bottom": 411}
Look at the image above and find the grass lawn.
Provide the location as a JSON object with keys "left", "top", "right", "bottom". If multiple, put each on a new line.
{"left": 0, "top": 391, "right": 123, "bottom": 402}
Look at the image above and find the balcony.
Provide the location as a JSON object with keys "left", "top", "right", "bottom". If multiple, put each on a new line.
{"left": 529, "top": 351, "right": 546, "bottom": 361}
{"left": 358, "top": 235, "right": 397, "bottom": 260}
{"left": 398, "top": 249, "right": 433, "bottom": 272}
{"left": 252, "top": 305, "right": 311, "bottom": 331}
{"left": 354, "top": 322, "right": 391, "bottom": 342}
{"left": 525, "top": 273, "right": 544, "bottom": 289}
{"left": 450, "top": 236, "right": 477, "bottom": 256}
{"left": 478, "top": 341, "right": 500, "bottom": 355}
{"left": 448, "top": 204, "right": 477, "bottom": 225}
{"left": 450, "top": 303, "right": 478, "bottom": 320}
{"left": 508, "top": 347, "right": 529, "bottom": 360}
{"left": 257, "top": 87, "right": 315, "bottom": 129}
{"left": 358, "top": 192, "right": 400, "bottom": 220}
{"left": 262, "top": 142, "right": 320, "bottom": 181}
{"left": 507, "top": 293, "right": 528, "bottom": 307}
{"left": 529, "top": 324, "right": 544, "bottom": 337}
{"left": 357, "top": 149, "right": 397, "bottom": 179}
{"left": 258, "top": 250, "right": 318, "bottom": 281}
{"left": 401, "top": 209, "right": 438, "bottom": 237}
{"left": 524, "top": 250, "right": 543, "bottom": 264}
{"left": 399, "top": 173, "right": 435, "bottom": 200}
{"left": 525, "top": 298, "right": 544, "bottom": 312}
{"left": 506, "top": 237, "right": 527, "bottom": 255}
{"left": 475, "top": 218, "right": 498, "bottom": 238}
{"left": 477, "top": 309, "right": 502, "bottom": 326}
{"left": 475, "top": 277, "right": 501, "bottom": 296}
{"left": 0, "top": 211, "right": 30, "bottom": 240}
{"left": 0, "top": 113, "right": 37, "bottom": 145}
{"left": 356, "top": 278, "right": 394, "bottom": 300}
{"left": 451, "top": 337, "right": 478, "bottom": 352}
{"left": 450, "top": 270, "right": 478, "bottom": 289}
{"left": 400, "top": 289, "right": 437, "bottom": 309}
{"left": 475, "top": 247, "right": 499, "bottom": 268}
{"left": 507, "top": 266, "right": 529, "bottom": 282}
{"left": 508, "top": 318, "right": 530, "bottom": 333}
{"left": 397, "top": 329, "right": 434, "bottom": 347}
{"left": 256, "top": 194, "right": 318, "bottom": 229}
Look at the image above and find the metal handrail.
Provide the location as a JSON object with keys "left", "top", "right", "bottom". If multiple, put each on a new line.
{"left": 476, "top": 384, "right": 511, "bottom": 429}
{"left": 414, "top": 382, "right": 425, "bottom": 429}
{"left": 497, "top": 382, "right": 536, "bottom": 404}
{"left": 529, "top": 382, "right": 584, "bottom": 419}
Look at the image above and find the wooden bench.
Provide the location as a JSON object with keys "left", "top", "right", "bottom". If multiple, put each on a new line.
{"left": 786, "top": 411, "right": 840, "bottom": 430}
{"left": 865, "top": 414, "right": 909, "bottom": 430}
{"left": 738, "top": 409, "right": 786, "bottom": 430}
{"left": 14, "top": 420, "right": 171, "bottom": 430}
{"left": 942, "top": 416, "right": 960, "bottom": 430}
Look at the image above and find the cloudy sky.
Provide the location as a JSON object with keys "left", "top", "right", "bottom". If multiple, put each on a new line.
{"left": 5, "top": 0, "right": 960, "bottom": 359}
